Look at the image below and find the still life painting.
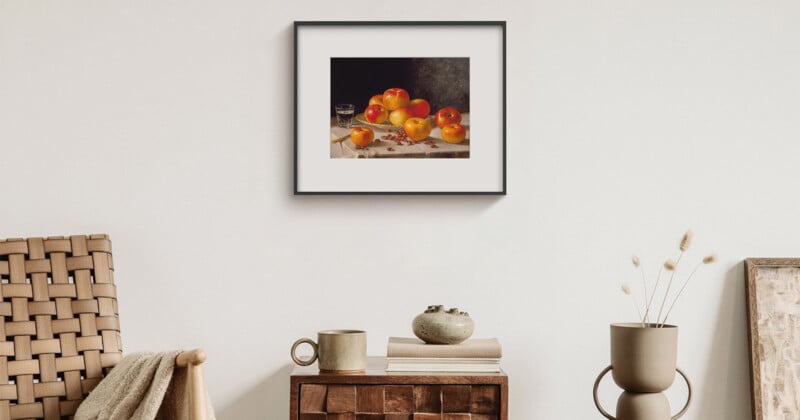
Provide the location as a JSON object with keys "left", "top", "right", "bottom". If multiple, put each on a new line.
{"left": 330, "top": 57, "right": 470, "bottom": 159}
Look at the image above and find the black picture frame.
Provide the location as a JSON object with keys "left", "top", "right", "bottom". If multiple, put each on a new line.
{"left": 294, "top": 21, "right": 507, "bottom": 195}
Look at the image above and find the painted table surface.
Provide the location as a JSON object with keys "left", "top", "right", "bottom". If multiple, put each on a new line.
{"left": 330, "top": 113, "right": 471, "bottom": 159}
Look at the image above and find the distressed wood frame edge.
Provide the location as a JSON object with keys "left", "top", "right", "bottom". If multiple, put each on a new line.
{"left": 744, "top": 257, "right": 800, "bottom": 420}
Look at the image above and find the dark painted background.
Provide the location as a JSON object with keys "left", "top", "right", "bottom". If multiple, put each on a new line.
{"left": 331, "top": 57, "right": 469, "bottom": 116}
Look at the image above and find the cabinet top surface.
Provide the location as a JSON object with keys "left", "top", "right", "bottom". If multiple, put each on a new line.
{"left": 290, "top": 357, "right": 507, "bottom": 382}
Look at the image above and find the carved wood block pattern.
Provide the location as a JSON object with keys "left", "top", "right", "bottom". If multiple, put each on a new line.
{"left": 327, "top": 386, "right": 356, "bottom": 413}
{"left": 357, "top": 386, "right": 384, "bottom": 413}
{"left": 749, "top": 263, "right": 800, "bottom": 420}
{"left": 299, "top": 384, "right": 500, "bottom": 419}
{"left": 384, "top": 415, "right": 412, "bottom": 420}
{"left": 384, "top": 386, "right": 414, "bottom": 413}
{"left": 0, "top": 235, "right": 122, "bottom": 419}
{"left": 469, "top": 386, "right": 500, "bottom": 414}
{"left": 356, "top": 415, "right": 385, "bottom": 420}
{"left": 443, "top": 415, "right": 471, "bottom": 420}
{"left": 441, "top": 386, "right": 470, "bottom": 413}
{"left": 414, "top": 385, "right": 441, "bottom": 413}
{"left": 412, "top": 415, "right": 440, "bottom": 420}
{"left": 299, "top": 414, "right": 326, "bottom": 420}
{"left": 300, "top": 384, "right": 327, "bottom": 413}
{"left": 327, "top": 414, "right": 355, "bottom": 420}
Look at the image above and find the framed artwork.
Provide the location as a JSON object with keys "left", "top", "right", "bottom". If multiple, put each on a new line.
{"left": 294, "top": 21, "right": 506, "bottom": 195}
{"left": 744, "top": 258, "right": 800, "bottom": 420}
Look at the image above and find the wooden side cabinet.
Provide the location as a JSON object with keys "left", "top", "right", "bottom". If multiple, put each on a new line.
{"left": 290, "top": 357, "right": 508, "bottom": 420}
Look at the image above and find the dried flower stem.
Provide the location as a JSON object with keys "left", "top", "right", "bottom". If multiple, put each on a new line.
{"left": 656, "top": 252, "right": 683, "bottom": 327}
{"left": 633, "top": 297, "right": 644, "bottom": 326}
{"left": 638, "top": 264, "right": 649, "bottom": 322}
{"left": 622, "top": 231, "right": 712, "bottom": 327}
{"left": 661, "top": 254, "right": 716, "bottom": 326}
{"left": 632, "top": 255, "right": 648, "bottom": 324}
{"left": 661, "top": 262, "right": 702, "bottom": 326}
{"left": 643, "top": 265, "right": 663, "bottom": 325}
{"left": 621, "top": 284, "right": 645, "bottom": 327}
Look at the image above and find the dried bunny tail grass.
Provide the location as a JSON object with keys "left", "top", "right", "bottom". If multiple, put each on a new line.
{"left": 657, "top": 258, "right": 680, "bottom": 326}
{"left": 633, "top": 254, "right": 649, "bottom": 321}
{"left": 662, "top": 258, "right": 711, "bottom": 326}
{"left": 680, "top": 230, "right": 693, "bottom": 251}
{"left": 620, "top": 284, "right": 644, "bottom": 325}
{"left": 644, "top": 265, "right": 664, "bottom": 324}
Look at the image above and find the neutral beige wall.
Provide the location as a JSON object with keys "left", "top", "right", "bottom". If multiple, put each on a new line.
{"left": 3, "top": 0, "right": 799, "bottom": 418}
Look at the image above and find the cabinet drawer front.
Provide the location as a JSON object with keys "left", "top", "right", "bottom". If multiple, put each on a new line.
{"left": 299, "top": 384, "right": 500, "bottom": 419}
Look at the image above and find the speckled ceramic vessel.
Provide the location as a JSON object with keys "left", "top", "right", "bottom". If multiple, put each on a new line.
{"left": 412, "top": 305, "right": 474, "bottom": 344}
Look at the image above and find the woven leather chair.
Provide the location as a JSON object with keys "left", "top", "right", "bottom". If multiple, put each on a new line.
{"left": 0, "top": 234, "right": 208, "bottom": 420}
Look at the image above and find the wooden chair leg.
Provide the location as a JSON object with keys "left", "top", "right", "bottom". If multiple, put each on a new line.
{"left": 176, "top": 349, "right": 209, "bottom": 420}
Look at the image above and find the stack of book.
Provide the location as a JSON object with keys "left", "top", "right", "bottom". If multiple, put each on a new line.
{"left": 386, "top": 337, "right": 502, "bottom": 373}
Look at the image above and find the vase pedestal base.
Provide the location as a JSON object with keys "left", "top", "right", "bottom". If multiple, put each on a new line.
{"left": 616, "top": 391, "right": 670, "bottom": 420}
{"left": 593, "top": 354, "right": 693, "bottom": 419}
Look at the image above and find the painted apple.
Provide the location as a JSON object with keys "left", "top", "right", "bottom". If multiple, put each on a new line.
{"left": 350, "top": 127, "right": 374, "bottom": 147}
{"left": 441, "top": 123, "right": 466, "bottom": 144}
{"left": 407, "top": 99, "right": 431, "bottom": 118}
{"left": 435, "top": 107, "right": 462, "bottom": 128}
{"left": 382, "top": 88, "right": 410, "bottom": 111}
{"left": 368, "top": 94, "right": 384, "bottom": 106}
{"left": 403, "top": 117, "right": 433, "bottom": 142}
{"left": 364, "top": 104, "right": 388, "bottom": 124}
{"left": 389, "top": 108, "right": 413, "bottom": 127}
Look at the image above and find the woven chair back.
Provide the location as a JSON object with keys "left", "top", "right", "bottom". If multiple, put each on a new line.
{"left": 0, "top": 234, "right": 121, "bottom": 419}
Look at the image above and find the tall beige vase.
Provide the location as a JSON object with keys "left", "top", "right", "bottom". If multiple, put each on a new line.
{"left": 593, "top": 323, "right": 693, "bottom": 420}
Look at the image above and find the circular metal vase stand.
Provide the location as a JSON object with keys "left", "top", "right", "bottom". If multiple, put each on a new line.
{"left": 592, "top": 365, "right": 693, "bottom": 420}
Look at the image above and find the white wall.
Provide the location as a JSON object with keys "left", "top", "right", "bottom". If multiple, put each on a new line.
{"left": 2, "top": 0, "right": 799, "bottom": 418}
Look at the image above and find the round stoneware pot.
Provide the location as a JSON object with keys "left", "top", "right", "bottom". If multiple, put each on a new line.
{"left": 412, "top": 305, "right": 474, "bottom": 345}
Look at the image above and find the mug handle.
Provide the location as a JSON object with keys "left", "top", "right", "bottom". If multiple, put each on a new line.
{"left": 291, "top": 338, "right": 318, "bottom": 366}
{"left": 592, "top": 365, "right": 694, "bottom": 420}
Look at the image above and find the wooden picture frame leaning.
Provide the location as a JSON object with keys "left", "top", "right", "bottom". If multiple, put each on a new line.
{"left": 744, "top": 258, "right": 800, "bottom": 420}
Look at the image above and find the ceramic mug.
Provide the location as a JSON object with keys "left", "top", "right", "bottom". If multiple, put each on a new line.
{"left": 291, "top": 330, "right": 366, "bottom": 372}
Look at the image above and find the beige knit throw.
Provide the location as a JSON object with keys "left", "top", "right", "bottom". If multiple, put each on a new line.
{"left": 75, "top": 351, "right": 215, "bottom": 420}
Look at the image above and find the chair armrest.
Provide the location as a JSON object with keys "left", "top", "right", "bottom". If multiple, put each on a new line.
{"left": 176, "top": 348, "right": 207, "bottom": 367}
{"left": 175, "top": 348, "right": 209, "bottom": 420}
